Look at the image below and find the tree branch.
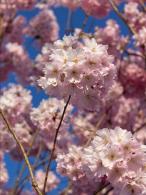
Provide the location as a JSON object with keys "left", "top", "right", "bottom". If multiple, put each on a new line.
{"left": 13, "top": 129, "right": 40, "bottom": 194}
{"left": 109, "top": 0, "right": 136, "bottom": 35}
{"left": 0, "top": 109, "right": 42, "bottom": 195}
{"left": 42, "top": 95, "right": 71, "bottom": 194}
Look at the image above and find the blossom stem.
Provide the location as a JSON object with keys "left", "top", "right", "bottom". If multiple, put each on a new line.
{"left": 0, "top": 109, "right": 43, "bottom": 195}
{"left": 42, "top": 95, "right": 71, "bottom": 195}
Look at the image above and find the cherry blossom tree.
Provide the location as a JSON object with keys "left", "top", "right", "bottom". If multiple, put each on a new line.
{"left": 0, "top": 0, "right": 146, "bottom": 195}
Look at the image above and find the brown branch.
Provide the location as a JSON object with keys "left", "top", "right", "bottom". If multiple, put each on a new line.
{"left": 0, "top": 109, "right": 42, "bottom": 195}
{"left": 103, "top": 186, "right": 114, "bottom": 195}
{"left": 13, "top": 129, "right": 40, "bottom": 194}
{"left": 140, "top": 0, "right": 146, "bottom": 12}
{"left": 16, "top": 144, "right": 44, "bottom": 194}
{"left": 17, "top": 156, "right": 50, "bottom": 194}
{"left": 42, "top": 95, "right": 71, "bottom": 194}
{"left": 0, "top": 15, "right": 3, "bottom": 39}
{"left": 81, "top": 13, "right": 89, "bottom": 30}
{"left": 94, "top": 182, "right": 110, "bottom": 195}
{"left": 125, "top": 50, "right": 145, "bottom": 59}
{"left": 134, "top": 122, "right": 146, "bottom": 133}
{"left": 109, "top": 0, "right": 136, "bottom": 35}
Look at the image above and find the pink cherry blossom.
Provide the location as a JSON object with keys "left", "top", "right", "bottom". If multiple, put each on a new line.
{"left": 38, "top": 34, "right": 116, "bottom": 111}
{"left": 24, "top": 9, "right": 59, "bottom": 46}
{"left": 0, "top": 0, "right": 146, "bottom": 194}
{"left": 57, "top": 127, "right": 146, "bottom": 194}
{"left": 0, "top": 84, "right": 32, "bottom": 123}
{"left": 30, "top": 98, "right": 73, "bottom": 152}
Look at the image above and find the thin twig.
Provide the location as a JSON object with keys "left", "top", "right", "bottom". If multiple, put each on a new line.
{"left": 85, "top": 113, "right": 106, "bottom": 146}
{"left": 134, "top": 122, "right": 146, "bottom": 133}
{"left": 0, "top": 109, "right": 42, "bottom": 195}
{"left": 42, "top": 95, "right": 71, "bottom": 195}
{"left": 65, "top": 10, "right": 74, "bottom": 35}
{"left": 109, "top": 0, "right": 136, "bottom": 35}
{"left": 0, "top": 15, "right": 3, "bottom": 40}
{"left": 17, "top": 155, "right": 50, "bottom": 194}
{"left": 81, "top": 13, "right": 89, "bottom": 31}
{"left": 140, "top": 0, "right": 146, "bottom": 12}
{"left": 125, "top": 50, "right": 145, "bottom": 59}
{"left": 17, "top": 144, "right": 44, "bottom": 194}
{"left": 87, "top": 18, "right": 95, "bottom": 33}
{"left": 13, "top": 129, "right": 40, "bottom": 194}
{"left": 94, "top": 182, "right": 110, "bottom": 195}
{"left": 103, "top": 186, "right": 114, "bottom": 195}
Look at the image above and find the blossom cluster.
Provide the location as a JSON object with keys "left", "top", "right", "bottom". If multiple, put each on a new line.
{"left": 0, "top": 0, "right": 36, "bottom": 12}
{"left": 38, "top": 35, "right": 116, "bottom": 111}
{"left": 0, "top": 84, "right": 32, "bottom": 123}
{"left": 57, "top": 127, "right": 146, "bottom": 194}
{"left": 30, "top": 97, "right": 73, "bottom": 152}
{"left": 36, "top": 0, "right": 121, "bottom": 18}
{"left": 0, "top": 0, "right": 59, "bottom": 83}
{"left": 24, "top": 9, "right": 59, "bottom": 46}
